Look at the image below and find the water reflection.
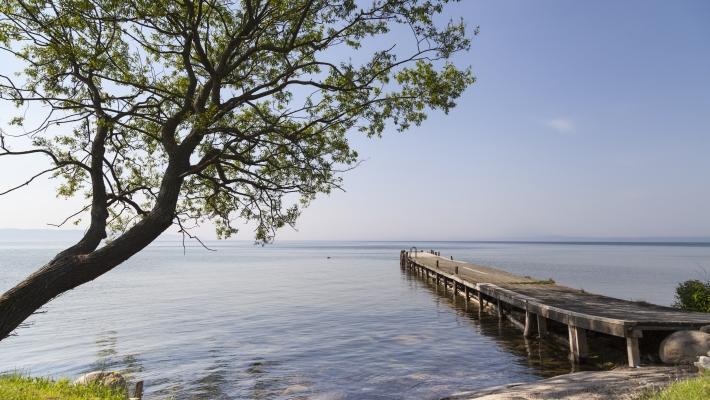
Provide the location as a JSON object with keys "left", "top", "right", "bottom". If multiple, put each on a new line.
{"left": 88, "top": 330, "right": 144, "bottom": 390}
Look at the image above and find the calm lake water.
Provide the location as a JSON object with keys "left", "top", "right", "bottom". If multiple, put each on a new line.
{"left": 1, "top": 241, "right": 709, "bottom": 399}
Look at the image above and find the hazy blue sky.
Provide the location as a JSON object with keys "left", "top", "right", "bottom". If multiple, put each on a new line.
{"left": 1, "top": 0, "right": 709, "bottom": 241}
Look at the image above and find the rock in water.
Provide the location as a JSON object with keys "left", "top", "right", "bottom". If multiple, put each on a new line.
{"left": 659, "top": 330, "right": 710, "bottom": 364}
{"left": 74, "top": 371, "right": 127, "bottom": 391}
{"left": 700, "top": 325, "right": 710, "bottom": 334}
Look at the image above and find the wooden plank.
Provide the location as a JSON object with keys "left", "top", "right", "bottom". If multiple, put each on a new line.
{"left": 414, "top": 259, "right": 630, "bottom": 335}
{"left": 476, "top": 284, "right": 630, "bottom": 337}
{"left": 404, "top": 253, "right": 710, "bottom": 341}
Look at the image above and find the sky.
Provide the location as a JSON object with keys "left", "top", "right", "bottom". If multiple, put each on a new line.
{"left": 0, "top": 0, "right": 709, "bottom": 241}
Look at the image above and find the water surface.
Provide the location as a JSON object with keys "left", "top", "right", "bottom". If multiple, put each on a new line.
{"left": 1, "top": 241, "right": 708, "bottom": 399}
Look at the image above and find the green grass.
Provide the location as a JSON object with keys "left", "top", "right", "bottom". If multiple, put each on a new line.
{"left": 640, "top": 372, "right": 710, "bottom": 400}
{"left": 0, "top": 374, "right": 126, "bottom": 400}
{"left": 510, "top": 278, "right": 556, "bottom": 285}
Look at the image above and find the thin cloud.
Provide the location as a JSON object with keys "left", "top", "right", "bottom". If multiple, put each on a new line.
{"left": 546, "top": 118, "right": 575, "bottom": 134}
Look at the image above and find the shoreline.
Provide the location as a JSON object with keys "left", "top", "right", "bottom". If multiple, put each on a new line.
{"left": 445, "top": 366, "right": 697, "bottom": 400}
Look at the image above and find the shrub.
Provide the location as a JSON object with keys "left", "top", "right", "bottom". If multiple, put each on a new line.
{"left": 673, "top": 280, "right": 710, "bottom": 312}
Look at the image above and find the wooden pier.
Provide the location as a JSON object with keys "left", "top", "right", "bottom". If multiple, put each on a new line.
{"left": 400, "top": 249, "right": 710, "bottom": 367}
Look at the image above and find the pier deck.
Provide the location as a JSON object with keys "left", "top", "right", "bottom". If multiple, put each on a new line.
{"left": 400, "top": 250, "right": 710, "bottom": 367}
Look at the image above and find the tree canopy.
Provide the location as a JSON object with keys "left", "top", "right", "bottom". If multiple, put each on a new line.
{"left": 0, "top": 0, "right": 473, "bottom": 243}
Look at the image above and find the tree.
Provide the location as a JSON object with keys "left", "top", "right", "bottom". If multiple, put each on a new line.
{"left": 0, "top": 0, "right": 473, "bottom": 340}
{"left": 673, "top": 280, "right": 710, "bottom": 313}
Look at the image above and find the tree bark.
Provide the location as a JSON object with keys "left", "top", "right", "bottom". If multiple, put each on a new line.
{"left": 0, "top": 165, "right": 185, "bottom": 340}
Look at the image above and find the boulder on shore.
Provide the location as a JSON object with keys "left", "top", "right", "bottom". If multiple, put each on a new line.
{"left": 74, "top": 371, "right": 126, "bottom": 391}
{"left": 695, "top": 356, "right": 710, "bottom": 371}
{"left": 659, "top": 330, "right": 710, "bottom": 364}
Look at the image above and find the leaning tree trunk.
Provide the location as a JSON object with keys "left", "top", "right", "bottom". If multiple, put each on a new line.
{"left": 0, "top": 168, "right": 184, "bottom": 340}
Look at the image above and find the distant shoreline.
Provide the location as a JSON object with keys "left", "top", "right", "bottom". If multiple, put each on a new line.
{"left": 1, "top": 233, "right": 710, "bottom": 247}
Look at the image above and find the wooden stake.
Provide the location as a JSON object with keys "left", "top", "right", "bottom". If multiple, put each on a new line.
{"left": 130, "top": 381, "right": 144, "bottom": 400}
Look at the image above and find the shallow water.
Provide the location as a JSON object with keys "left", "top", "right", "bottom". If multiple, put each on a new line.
{"left": 1, "top": 241, "right": 708, "bottom": 399}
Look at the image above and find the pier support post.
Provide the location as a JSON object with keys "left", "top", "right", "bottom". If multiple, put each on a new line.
{"left": 496, "top": 298, "right": 502, "bottom": 318}
{"left": 477, "top": 291, "right": 483, "bottom": 308}
{"left": 524, "top": 310, "right": 535, "bottom": 338}
{"left": 568, "top": 326, "right": 588, "bottom": 363}
{"left": 627, "top": 337, "right": 640, "bottom": 367}
{"left": 464, "top": 286, "right": 469, "bottom": 301}
{"left": 537, "top": 315, "right": 548, "bottom": 337}
{"left": 626, "top": 335, "right": 641, "bottom": 367}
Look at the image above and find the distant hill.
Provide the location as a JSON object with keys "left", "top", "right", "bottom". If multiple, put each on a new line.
{"left": 0, "top": 229, "right": 708, "bottom": 244}
{"left": 0, "top": 228, "right": 84, "bottom": 243}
